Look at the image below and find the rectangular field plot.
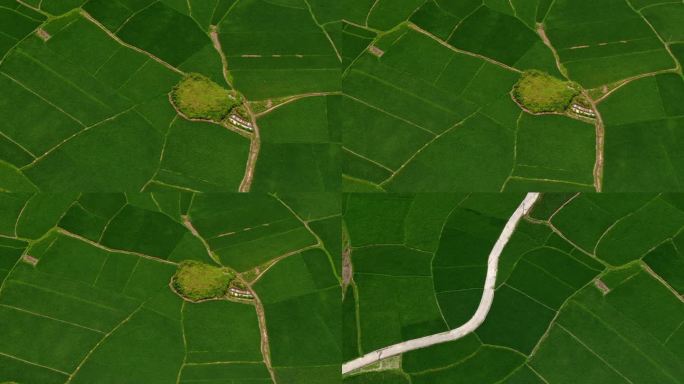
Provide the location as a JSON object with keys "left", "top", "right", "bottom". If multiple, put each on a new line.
{"left": 187, "top": 194, "right": 322, "bottom": 271}
{"left": 342, "top": 193, "right": 683, "bottom": 383}
{"left": 545, "top": 0, "right": 676, "bottom": 87}
{"left": 0, "top": 193, "right": 345, "bottom": 384}
{"left": 254, "top": 248, "right": 340, "bottom": 383}
{"left": 0, "top": 2, "right": 45, "bottom": 58}
{"left": 512, "top": 114, "right": 596, "bottom": 188}
{"left": 183, "top": 300, "right": 263, "bottom": 363}
{"left": 600, "top": 74, "right": 684, "bottom": 191}
{"left": 410, "top": 346, "right": 525, "bottom": 384}
{"left": 218, "top": 0, "right": 340, "bottom": 99}
{"left": 530, "top": 271, "right": 684, "bottom": 383}
{"left": 180, "top": 362, "right": 272, "bottom": 384}
{"left": 0, "top": 12, "right": 186, "bottom": 191}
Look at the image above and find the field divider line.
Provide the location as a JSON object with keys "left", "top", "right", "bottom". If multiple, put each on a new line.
{"left": 254, "top": 92, "right": 340, "bottom": 118}
{"left": 303, "top": 0, "right": 341, "bottom": 62}
{"left": 409, "top": 23, "right": 522, "bottom": 74}
{"left": 56, "top": 228, "right": 178, "bottom": 266}
{"left": 626, "top": 0, "right": 682, "bottom": 74}
{"left": 343, "top": 147, "right": 395, "bottom": 173}
{"left": 21, "top": 106, "right": 135, "bottom": 170}
{"left": 271, "top": 194, "right": 339, "bottom": 280}
{"left": 66, "top": 303, "right": 146, "bottom": 383}
{"left": 175, "top": 301, "right": 187, "bottom": 384}
{"left": 342, "top": 192, "right": 541, "bottom": 375}
{"left": 79, "top": 10, "right": 184, "bottom": 76}
{"left": 0, "top": 303, "right": 105, "bottom": 334}
{"left": 380, "top": 110, "right": 480, "bottom": 187}
{"left": 181, "top": 215, "right": 221, "bottom": 266}
{"left": 556, "top": 324, "right": 635, "bottom": 384}
{"left": 238, "top": 101, "right": 261, "bottom": 192}
{"left": 0, "top": 351, "right": 69, "bottom": 376}
{"left": 0, "top": 71, "right": 86, "bottom": 127}
{"left": 342, "top": 94, "right": 437, "bottom": 136}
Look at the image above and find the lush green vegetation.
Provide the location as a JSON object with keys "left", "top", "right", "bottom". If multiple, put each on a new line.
{"left": 171, "top": 261, "right": 235, "bottom": 301}
{"left": 0, "top": 193, "right": 341, "bottom": 383}
{"left": 344, "top": 193, "right": 684, "bottom": 383}
{"left": 171, "top": 74, "right": 241, "bottom": 121}
{"left": 512, "top": 70, "right": 580, "bottom": 113}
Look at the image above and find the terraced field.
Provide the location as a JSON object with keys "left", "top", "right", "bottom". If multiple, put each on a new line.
{"left": 1, "top": 0, "right": 683, "bottom": 191}
{"left": 0, "top": 192, "right": 341, "bottom": 383}
{"left": 341, "top": 0, "right": 684, "bottom": 192}
{"left": 343, "top": 193, "right": 684, "bottom": 383}
{"left": 2, "top": 1, "right": 684, "bottom": 383}
{"left": 0, "top": 0, "right": 340, "bottom": 192}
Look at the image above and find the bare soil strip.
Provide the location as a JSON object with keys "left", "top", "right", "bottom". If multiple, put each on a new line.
{"left": 342, "top": 227, "right": 353, "bottom": 294}
{"left": 254, "top": 91, "right": 339, "bottom": 117}
{"left": 595, "top": 68, "right": 678, "bottom": 103}
{"left": 536, "top": 24, "right": 568, "bottom": 79}
{"left": 342, "top": 193, "right": 541, "bottom": 374}
{"left": 249, "top": 288, "right": 277, "bottom": 383}
{"left": 641, "top": 262, "right": 684, "bottom": 303}
{"left": 182, "top": 215, "right": 222, "bottom": 265}
{"left": 57, "top": 228, "right": 178, "bottom": 266}
{"left": 584, "top": 90, "right": 605, "bottom": 192}
{"left": 535, "top": 24, "right": 604, "bottom": 192}
{"left": 238, "top": 102, "right": 261, "bottom": 192}
{"left": 209, "top": 26, "right": 233, "bottom": 88}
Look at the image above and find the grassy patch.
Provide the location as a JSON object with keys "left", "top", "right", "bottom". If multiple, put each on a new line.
{"left": 171, "top": 73, "right": 242, "bottom": 121}
{"left": 513, "top": 70, "right": 580, "bottom": 113}
{"left": 172, "top": 260, "right": 235, "bottom": 301}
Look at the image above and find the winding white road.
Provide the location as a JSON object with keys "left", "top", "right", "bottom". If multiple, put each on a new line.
{"left": 342, "top": 192, "right": 541, "bottom": 374}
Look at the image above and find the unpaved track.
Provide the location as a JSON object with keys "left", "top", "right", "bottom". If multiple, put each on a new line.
{"left": 342, "top": 192, "right": 541, "bottom": 375}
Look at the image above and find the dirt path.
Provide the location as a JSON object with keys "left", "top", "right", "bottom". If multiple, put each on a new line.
{"left": 342, "top": 193, "right": 541, "bottom": 374}
{"left": 595, "top": 68, "right": 678, "bottom": 103}
{"left": 209, "top": 26, "right": 233, "bottom": 88}
{"left": 342, "top": 224, "right": 352, "bottom": 294}
{"left": 238, "top": 102, "right": 261, "bottom": 192}
{"left": 57, "top": 228, "right": 178, "bottom": 266}
{"left": 207, "top": 21, "right": 262, "bottom": 193}
{"left": 250, "top": 290, "right": 277, "bottom": 383}
{"left": 641, "top": 262, "right": 684, "bottom": 303}
{"left": 536, "top": 23, "right": 568, "bottom": 79}
{"left": 182, "top": 215, "right": 222, "bottom": 265}
{"left": 254, "top": 91, "right": 340, "bottom": 117}
{"left": 584, "top": 90, "right": 605, "bottom": 192}
{"left": 534, "top": 23, "right": 606, "bottom": 191}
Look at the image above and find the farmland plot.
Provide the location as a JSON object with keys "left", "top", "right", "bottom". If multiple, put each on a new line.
{"left": 340, "top": 0, "right": 684, "bottom": 192}
{"left": 343, "top": 193, "right": 684, "bottom": 384}
{"left": 1, "top": 0, "right": 684, "bottom": 191}
{"left": 0, "top": 192, "right": 341, "bottom": 384}
{"left": 0, "top": 0, "right": 341, "bottom": 192}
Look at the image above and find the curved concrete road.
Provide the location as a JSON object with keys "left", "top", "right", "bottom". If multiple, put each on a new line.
{"left": 342, "top": 192, "right": 541, "bottom": 374}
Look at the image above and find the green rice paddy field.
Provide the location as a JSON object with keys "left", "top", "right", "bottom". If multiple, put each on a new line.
{"left": 0, "top": 192, "right": 341, "bottom": 383}
{"left": 340, "top": 0, "right": 684, "bottom": 192}
{"left": 0, "top": 192, "right": 682, "bottom": 384}
{"left": 1, "top": 1, "right": 684, "bottom": 384}
{"left": 0, "top": 0, "right": 682, "bottom": 191}
{"left": 343, "top": 193, "right": 684, "bottom": 384}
